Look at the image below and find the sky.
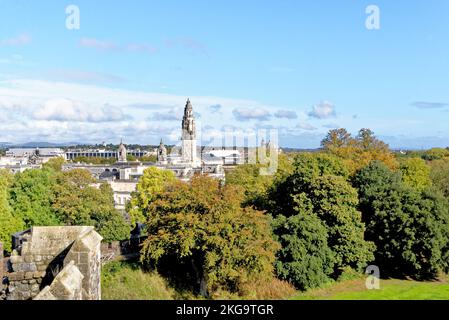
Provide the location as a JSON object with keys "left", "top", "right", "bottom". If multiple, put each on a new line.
{"left": 0, "top": 0, "right": 448, "bottom": 149}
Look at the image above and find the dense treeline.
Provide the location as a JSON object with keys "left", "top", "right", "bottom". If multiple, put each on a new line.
{"left": 0, "top": 158, "right": 130, "bottom": 251}
{"left": 129, "top": 128, "right": 449, "bottom": 298}
{"left": 1, "top": 128, "right": 448, "bottom": 299}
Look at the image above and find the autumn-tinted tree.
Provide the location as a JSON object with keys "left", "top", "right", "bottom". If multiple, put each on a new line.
{"left": 354, "top": 161, "right": 449, "bottom": 279}
{"left": 0, "top": 170, "right": 24, "bottom": 252}
{"left": 52, "top": 169, "right": 130, "bottom": 241}
{"left": 139, "top": 175, "right": 279, "bottom": 297}
{"left": 321, "top": 128, "right": 397, "bottom": 174}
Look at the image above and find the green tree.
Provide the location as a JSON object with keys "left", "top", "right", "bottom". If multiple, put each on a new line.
{"left": 140, "top": 175, "right": 279, "bottom": 297}
{"left": 0, "top": 170, "right": 24, "bottom": 252}
{"left": 225, "top": 164, "right": 273, "bottom": 208}
{"left": 72, "top": 156, "right": 117, "bottom": 165}
{"left": 9, "top": 168, "right": 61, "bottom": 227}
{"left": 422, "top": 148, "right": 449, "bottom": 161}
{"left": 272, "top": 194, "right": 335, "bottom": 290}
{"left": 429, "top": 158, "right": 449, "bottom": 198}
{"left": 127, "top": 167, "right": 177, "bottom": 225}
{"left": 399, "top": 157, "right": 431, "bottom": 192}
{"left": 268, "top": 152, "right": 349, "bottom": 217}
{"left": 308, "top": 175, "right": 375, "bottom": 271}
{"left": 269, "top": 153, "right": 374, "bottom": 276}
{"left": 354, "top": 161, "right": 449, "bottom": 279}
{"left": 52, "top": 169, "right": 130, "bottom": 242}
{"left": 138, "top": 155, "right": 158, "bottom": 162}
{"left": 42, "top": 157, "right": 65, "bottom": 171}
{"left": 226, "top": 153, "right": 294, "bottom": 209}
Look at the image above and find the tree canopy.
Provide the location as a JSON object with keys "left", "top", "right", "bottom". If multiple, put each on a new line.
{"left": 0, "top": 170, "right": 24, "bottom": 252}
{"left": 139, "top": 174, "right": 279, "bottom": 297}
{"left": 354, "top": 161, "right": 449, "bottom": 279}
{"left": 321, "top": 128, "right": 398, "bottom": 174}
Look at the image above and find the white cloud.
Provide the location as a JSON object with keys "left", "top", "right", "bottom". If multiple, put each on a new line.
{"left": 1, "top": 33, "right": 31, "bottom": 46}
{"left": 0, "top": 78, "right": 276, "bottom": 144}
{"left": 149, "top": 107, "right": 183, "bottom": 121}
{"left": 308, "top": 101, "right": 336, "bottom": 119}
{"left": 296, "top": 122, "right": 317, "bottom": 131}
{"left": 274, "top": 109, "right": 298, "bottom": 119}
{"left": 233, "top": 107, "right": 272, "bottom": 121}
{"left": 79, "top": 38, "right": 118, "bottom": 51}
{"left": 32, "top": 99, "right": 127, "bottom": 122}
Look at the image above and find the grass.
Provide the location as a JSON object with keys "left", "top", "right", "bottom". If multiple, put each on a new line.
{"left": 101, "top": 261, "right": 177, "bottom": 300}
{"left": 291, "top": 277, "right": 449, "bottom": 300}
{"left": 101, "top": 260, "right": 294, "bottom": 300}
{"left": 102, "top": 261, "right": 449, "bottom": 300}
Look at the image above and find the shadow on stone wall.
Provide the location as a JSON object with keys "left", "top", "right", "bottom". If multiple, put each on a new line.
{"left": 2, "top": 226, "right": 102, "bottom": 300}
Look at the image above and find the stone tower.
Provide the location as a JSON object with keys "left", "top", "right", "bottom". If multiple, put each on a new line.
{"left": 157, "top": 139, "right": 168, "bottom": 164}
{"left": 181, "top": 98, "right": 198, "bottom": 166}
{"left": 117, "top": 139, "right": 127, "bottom": 162}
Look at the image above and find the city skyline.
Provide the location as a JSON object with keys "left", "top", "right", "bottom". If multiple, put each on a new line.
{"left": 1, "top": 1, "right": 449, "bottom": 149}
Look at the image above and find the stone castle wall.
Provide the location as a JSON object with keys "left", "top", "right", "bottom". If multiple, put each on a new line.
{"left": 3, "top": 226, "right": 102, "bottom": 300}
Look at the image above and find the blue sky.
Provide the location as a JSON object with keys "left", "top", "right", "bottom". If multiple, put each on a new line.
{"left": 0, "top": 0, "right": 448, "bottom": 148}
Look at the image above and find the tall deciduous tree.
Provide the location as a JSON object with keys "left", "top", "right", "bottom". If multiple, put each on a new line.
{"left": 52, "top": 169, "right": 130, "bottom": 242}
{"left": 9, "top": 168, "right": 61, "bottom": 227}
{"left": 272, "top": 193, "right": 335, "bottom": 290}
{"left": 42, "top": 157, "right": 65, "bottom": 171}
{"left": 139, "top": 175, "right": 279, "bottom": 297}
{"left": 354, "top": 161, "right": 449, "bottom": 279}
{"left": 269, "top": 153, "right": 374, "bottom": 279}
{"left": 321, "top": 128, "right": 398, "bottom": 174}
{"left": 0, "top": 170, "right": 24, "bottom": 252}
{"left": 127, "top": 167, "right": 177, "bottom": 225}
{"left": 399, "top": 157, "right": 431, "bottom": 192}
{"left": 429, "top": 158, "right": 449, "bottom": 199}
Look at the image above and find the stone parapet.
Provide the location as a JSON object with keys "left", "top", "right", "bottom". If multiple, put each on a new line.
{"left": 2, "top": 226, "right": 102, "bottom": 300}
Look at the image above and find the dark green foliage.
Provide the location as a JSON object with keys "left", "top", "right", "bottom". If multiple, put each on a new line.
{"left": 273, "top": 194, "right": 335, "bottom": 290}
{"left": 270, "top": 153, "right": 374, "bottom": 288}
{"left": 308, "top": 175, "right": 375, "bottom": 271}
{"left": 354, "top": 161, "right": 449, "bottom": 279}
{"left": 268, "top": 152, "right": 349, "bottom": 217}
